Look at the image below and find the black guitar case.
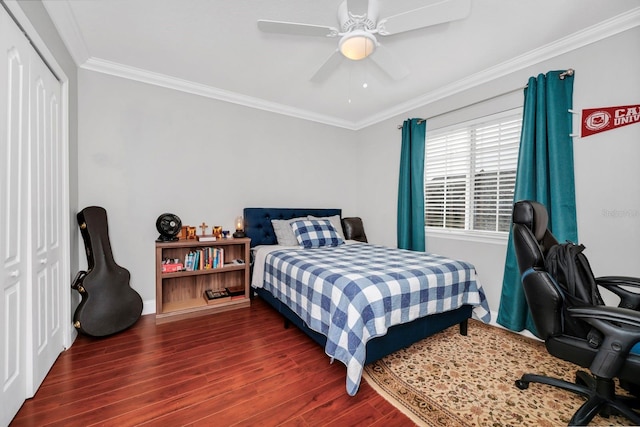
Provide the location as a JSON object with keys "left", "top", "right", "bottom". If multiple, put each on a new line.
{"left": 72, "top": 206, "right": 143, "bottom": 337}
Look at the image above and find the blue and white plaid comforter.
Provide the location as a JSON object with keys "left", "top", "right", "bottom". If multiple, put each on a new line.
{"left": 261, "top": 243, "right": 491, "bottom": 396}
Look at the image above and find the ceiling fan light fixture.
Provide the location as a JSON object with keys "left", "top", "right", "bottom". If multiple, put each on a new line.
{"left": 339, "top": 30, "right": 376, "bottom": 61}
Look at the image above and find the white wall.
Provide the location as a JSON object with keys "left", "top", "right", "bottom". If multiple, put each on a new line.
{"left": 78, "top": 70, "right": 358, "bottom": 306}
{"left": 78, "top": 27, "right": 639, "bottom": 317}
{"left": 572, "top": 31, "right": 640, "bottom": 278}
{"left": 356, "top": 26, "right": 640, "bottom": 316}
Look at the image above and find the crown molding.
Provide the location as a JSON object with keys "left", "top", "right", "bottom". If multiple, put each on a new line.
{"left": 45, "top": 1, "right": 640, "bottom": 131}
{"left": 82, "top": 57, "right": 357, "bottom": 130}
{"left": 41, "top": 0, "right": 90, "bottom": 65}
{"left": 355, "top": 6, "right": 640, "bottom": 129}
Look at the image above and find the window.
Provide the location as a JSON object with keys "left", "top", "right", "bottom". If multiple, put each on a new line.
{"left": 424, "top": 110, "right": 522, "bottom": 234}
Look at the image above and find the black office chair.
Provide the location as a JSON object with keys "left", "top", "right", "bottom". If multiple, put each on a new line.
{"left": 511, "top": 200, "right": 640, "bottom": 425}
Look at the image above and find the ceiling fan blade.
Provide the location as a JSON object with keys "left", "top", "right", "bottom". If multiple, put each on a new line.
{"left": 310, "top": 50, "right": 344, "bottom": 83}
{"left": 337, "top": 0, "right": 350, "bottom": 29}
{"left": 369, "top": 44, "right": 409, "bottom": 80}
{"left": 376, "top": 0, "right": 471, "bottom": 36}
{"left": 257, "top": 20, "right": 338, "bottom": 37}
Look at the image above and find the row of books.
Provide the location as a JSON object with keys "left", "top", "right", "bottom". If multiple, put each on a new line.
{"left": 185, "top": 247, "right": 224, "bottom": 271}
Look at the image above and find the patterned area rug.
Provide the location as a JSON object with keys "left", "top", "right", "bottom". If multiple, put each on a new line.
{"left": 363, "top": 320, "right": 633, "bottom": 426}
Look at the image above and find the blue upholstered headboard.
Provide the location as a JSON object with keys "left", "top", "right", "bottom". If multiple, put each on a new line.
{"left": 243, "top": 208, "right": 341, "bottom": 247}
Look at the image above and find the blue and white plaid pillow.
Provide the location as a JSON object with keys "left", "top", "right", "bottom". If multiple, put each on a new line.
{"left": 290, "top": 219, "right": 345, "bottom": 249}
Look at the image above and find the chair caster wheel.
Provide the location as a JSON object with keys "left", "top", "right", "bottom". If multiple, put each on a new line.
{"left": 515, "top": 380, "right": 529, "bottom": 390}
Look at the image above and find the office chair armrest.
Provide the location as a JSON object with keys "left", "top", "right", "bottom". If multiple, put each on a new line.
{"left": 596, "top": 276, "right": 640, "bottom": 310}
{"left": 567, "top": 306, "right": 640, "bottom": 378}
{"left": 597, "top": 276, "right": 640, "bottom": 287}
{"left": 568, "top": 305, "right": 640, "bottom": 328}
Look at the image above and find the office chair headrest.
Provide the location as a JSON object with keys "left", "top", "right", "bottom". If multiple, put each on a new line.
{"left": 513, "top": 200, "right": 549, "bottom": 242}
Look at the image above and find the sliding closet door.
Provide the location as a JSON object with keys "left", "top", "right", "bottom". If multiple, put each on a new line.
{"left": 1, "top": 5, "right": 66, "bottom": 423}
{"left": 0, "top": 7, "right": 29, "bottom": 425}
{"left": 27, "top": 39, "right": 65, "bottom": 395}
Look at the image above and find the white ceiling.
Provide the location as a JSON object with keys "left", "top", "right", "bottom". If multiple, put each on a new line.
{"left": 43, "top": 0, "right": 640, "bottom": 130}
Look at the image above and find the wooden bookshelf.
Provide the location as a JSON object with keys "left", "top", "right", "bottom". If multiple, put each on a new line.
{"left": 155, "top": 237, "right": 250, "bottom": 324}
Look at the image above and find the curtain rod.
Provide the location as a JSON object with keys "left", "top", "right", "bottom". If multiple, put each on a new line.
{"left": 397, "top": 68, "right": 574, "bottom": 129}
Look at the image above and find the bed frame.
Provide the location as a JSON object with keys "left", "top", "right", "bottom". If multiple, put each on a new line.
{"left": 244, "top": 207, "right": 472, "bottom": 365}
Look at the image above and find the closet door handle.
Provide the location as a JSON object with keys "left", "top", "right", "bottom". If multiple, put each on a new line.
{"left": 10, "top": 270, "right": 19, "bottom": 277}
{"left": 40, "top": 258, "right": 47, "bottom": 265}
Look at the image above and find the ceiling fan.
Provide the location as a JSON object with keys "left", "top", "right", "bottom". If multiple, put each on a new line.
{"left": 257, "top": 0, "right": 471, "bottom": 82}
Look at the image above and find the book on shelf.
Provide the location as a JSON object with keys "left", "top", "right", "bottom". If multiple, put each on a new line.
{"left": 184, "top": 247, "right": 225, "bottom": 271}
{"left": 203, "top": 289, "right": 231, "bottom": 305}
{"left": 198, "top": 235, "right": 217, "bottom": 242}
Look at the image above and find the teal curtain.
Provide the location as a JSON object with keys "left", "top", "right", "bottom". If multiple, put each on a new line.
{"left": 397, "top": 119, "right": 426, "bottom": 251}
{"left": 497, "top": 71, "right": 577, "bottom": 334}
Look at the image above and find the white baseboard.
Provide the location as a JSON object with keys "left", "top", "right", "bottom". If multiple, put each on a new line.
{"left": 142, "top": 299, "right": 156, "bottom": 316}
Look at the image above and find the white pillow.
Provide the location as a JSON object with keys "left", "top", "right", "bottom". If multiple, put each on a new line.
{"left": 307, "top": 215, "right": 345, "bottom": 241}
{"left": 271, "top": 217, "right": 306, "bottom": 246}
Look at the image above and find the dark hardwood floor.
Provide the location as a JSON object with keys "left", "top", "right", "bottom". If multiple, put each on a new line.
{"left": 11, "top": 298, "right": 413, "bottom": 426}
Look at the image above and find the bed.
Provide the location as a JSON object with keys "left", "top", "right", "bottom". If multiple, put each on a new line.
{"left": 245, "top": 208, "right": 491, "bottom": 396}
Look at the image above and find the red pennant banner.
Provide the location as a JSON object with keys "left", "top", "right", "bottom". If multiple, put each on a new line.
{"left": 581, "top": 104, "right": 640, "bottom": 137}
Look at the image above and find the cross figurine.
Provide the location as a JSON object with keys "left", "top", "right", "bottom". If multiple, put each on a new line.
{"left": 199, "top": 222, "right": 209, "bottom": 236}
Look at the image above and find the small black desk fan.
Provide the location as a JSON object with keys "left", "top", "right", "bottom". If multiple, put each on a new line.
{"left": 156, "top": 213, "right": 182, "bottom": 242}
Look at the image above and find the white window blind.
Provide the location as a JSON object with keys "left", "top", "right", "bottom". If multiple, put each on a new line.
{"left": 425, "top": 110, "right": 522, "bottom": 233}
